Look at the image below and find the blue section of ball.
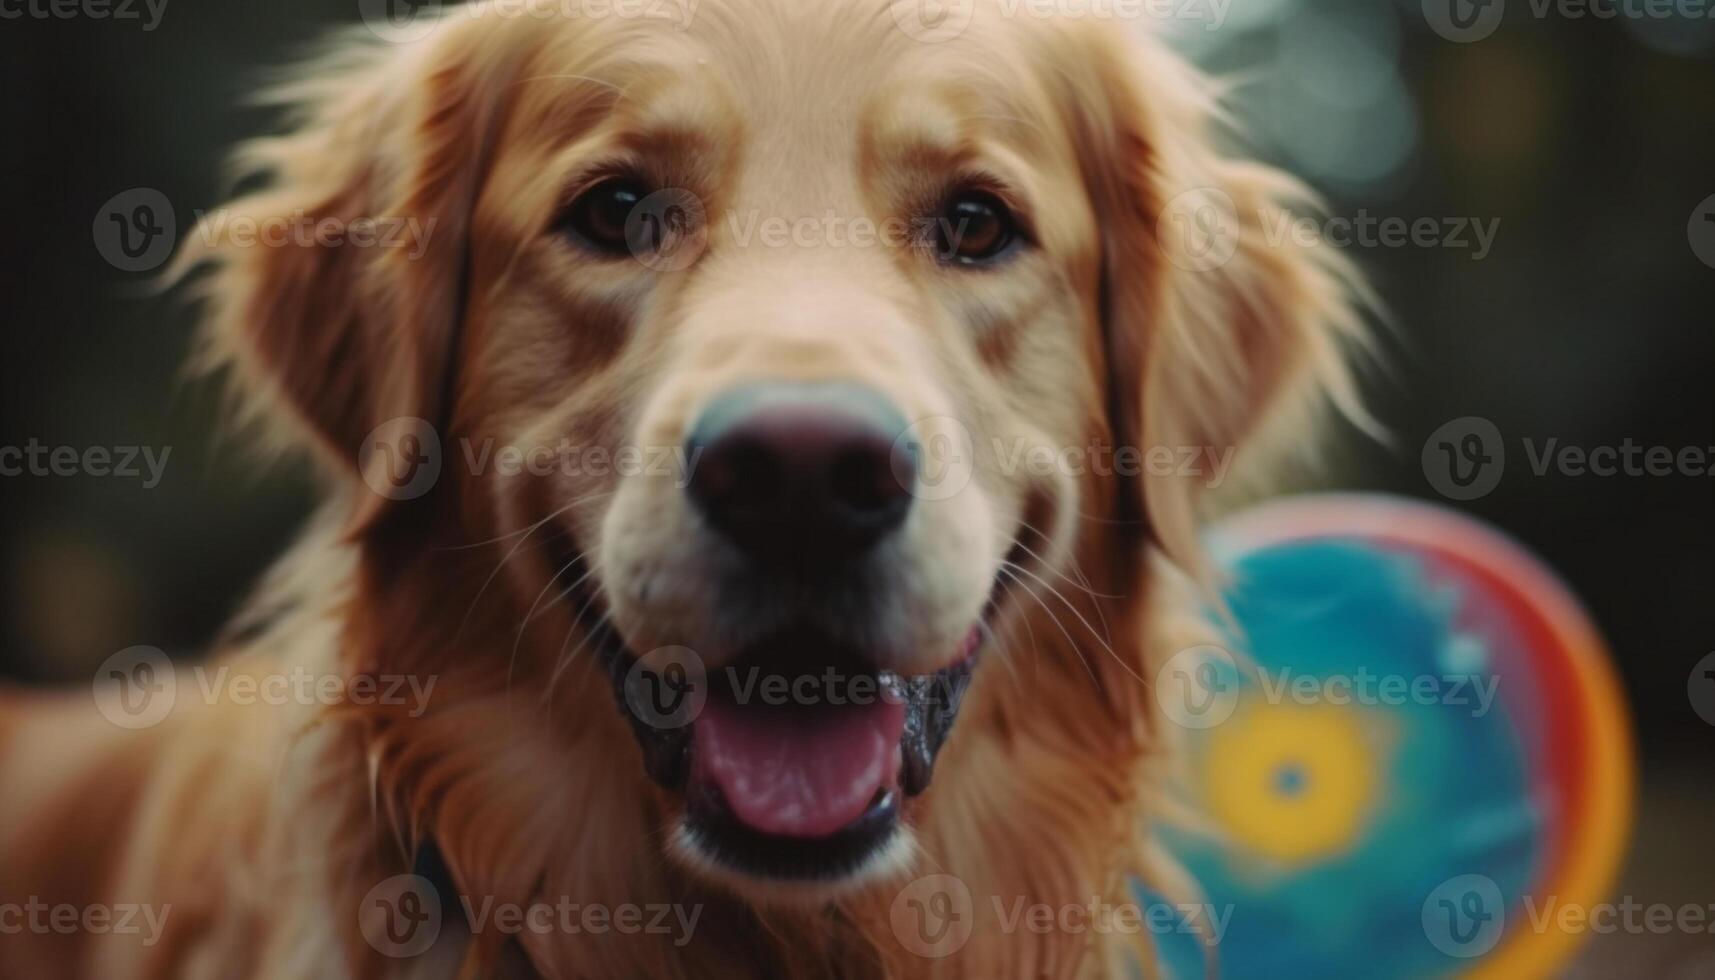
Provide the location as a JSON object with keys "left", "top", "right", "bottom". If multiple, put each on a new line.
{"left": 1152, "top": 537, "right": 1543, "bottom": 980}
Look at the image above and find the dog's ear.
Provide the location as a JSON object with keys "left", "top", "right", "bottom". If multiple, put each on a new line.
{"left": 176, "top": 16, "right": 519, "bottom": 531}
{"left": 1063, "top": 28, "right": 1373, "bottom": 575}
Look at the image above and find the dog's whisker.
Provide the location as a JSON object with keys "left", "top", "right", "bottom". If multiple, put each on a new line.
{"left": 507, "top": 555, "right": 596, "bottom": 697}
{"left": 1010, "top": 523, "right": 1124, "bottom": 601}
{"left": 1006, "top": 558, "right": 1150, "bottom": 688}
{"left": 432, "top": 491, "right": 613, "bottom": 552}
{"left": 544, "top": 582, "right": 613, "bottom": 703}
{"left": 454, "top": 500, "right": 581, "bottom": 641}
{"left": 547, "top": 560, "right": 604, "bottom": 610}
{"left": 992, "top": 573, "right": 1040, "bottom": 679}
{"left": 1001, "top": 559, "right": 1117, "bottom": 655}
{"left": 546, "top": 614, "right": 614, "bottom": 704}
{"left": 998, "top": 565, "right": 1099, "bottom": 689}
{"left": 973, "top": 613, "right": 1020, "bottom": 684}
{"left": 1008, "top": 525, "right": 1124, "bottom": 686}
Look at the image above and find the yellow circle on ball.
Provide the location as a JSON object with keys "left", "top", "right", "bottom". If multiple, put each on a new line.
{"left": 1203, "top": 703, "right": 1381, "bottom": 864}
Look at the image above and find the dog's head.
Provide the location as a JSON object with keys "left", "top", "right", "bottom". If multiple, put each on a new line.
{"left": 186, "top": 0, "right": 1361, "bottom": 934}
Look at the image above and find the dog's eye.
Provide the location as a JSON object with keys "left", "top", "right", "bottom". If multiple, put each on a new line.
{"left": 559, "top": 177, "right": 649, "bottom": 255}
{"left": 934, "top": 191, "right": 1018, "bottom": 265}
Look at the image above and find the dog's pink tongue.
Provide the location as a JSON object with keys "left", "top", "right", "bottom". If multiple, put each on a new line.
{"left": 694, "top": 696, "right": 905, "bottom": 839}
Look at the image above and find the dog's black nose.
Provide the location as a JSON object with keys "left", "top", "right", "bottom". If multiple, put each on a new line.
{"left": 686, "top": 382, "right": 916, "bottom": 565}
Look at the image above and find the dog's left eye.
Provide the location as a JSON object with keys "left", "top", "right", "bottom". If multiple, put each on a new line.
{"left": 557, "top": 177, "right": 649, "bottom": 256}
{"left": 934, "top": 191, "right": 1019, "bottom": 265}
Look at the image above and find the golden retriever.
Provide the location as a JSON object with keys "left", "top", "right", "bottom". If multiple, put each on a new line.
{"left": 0, "top": 1, "right": 1366, "bottom": 976}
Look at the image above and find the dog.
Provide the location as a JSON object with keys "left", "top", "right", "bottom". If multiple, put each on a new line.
{"left": 0, "top": 1, "right": 1368, "bottom": 976}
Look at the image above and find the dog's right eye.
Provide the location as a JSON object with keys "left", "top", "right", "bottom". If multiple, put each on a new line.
{"left": 557, "top": 178, "right": 649, "bottom": 256}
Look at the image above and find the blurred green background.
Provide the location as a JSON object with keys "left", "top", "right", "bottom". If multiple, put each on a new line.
{"left": 0, "top": 0, "right": 1710, "bottom": 973}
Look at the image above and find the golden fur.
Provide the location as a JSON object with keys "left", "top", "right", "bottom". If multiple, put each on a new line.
{"left": 0, "top": 2, "right": 1367, "bottom": 977}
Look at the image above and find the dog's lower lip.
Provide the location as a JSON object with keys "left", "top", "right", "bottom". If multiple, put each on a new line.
{"left": 683, "top": 784, "right": 903, "bottom": 881}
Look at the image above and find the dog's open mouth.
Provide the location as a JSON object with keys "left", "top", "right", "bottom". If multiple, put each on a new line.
{"left": 598, "top": 621, "right": 982, "bottom": 881}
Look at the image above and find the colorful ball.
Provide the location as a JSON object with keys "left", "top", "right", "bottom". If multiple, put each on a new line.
{"left": 1150, "top": 495, "right": 1632, "bottom": 980}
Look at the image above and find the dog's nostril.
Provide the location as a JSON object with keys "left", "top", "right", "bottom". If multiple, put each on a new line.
{"left": 694, "top": 437, "right": 782, "bottom": 514}
{"left": 829, "top": 442, "right": 912, "bottom": 520}
{"left": 685, "top": 382, "right": 915, "bottom": 565}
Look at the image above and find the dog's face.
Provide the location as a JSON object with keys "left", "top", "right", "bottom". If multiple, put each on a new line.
{"left": 189, "top": 0, "right": 1358, "bottom": 914}
{"left": 459, "top": 5, "right": 1111, "bottom": 894}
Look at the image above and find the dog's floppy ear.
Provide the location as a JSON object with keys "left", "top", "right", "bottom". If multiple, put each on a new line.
{"left": 1065, "top": 28, "right": 1373, "bottom": 575}
{"left": 176, "top": 16, "right": 518, "bottom": 531}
